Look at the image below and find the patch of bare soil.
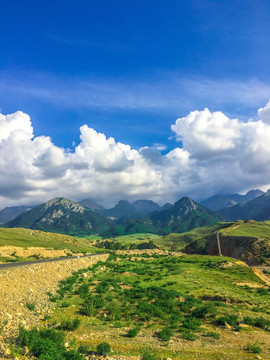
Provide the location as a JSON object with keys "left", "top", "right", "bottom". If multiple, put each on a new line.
{"left": 0, "top": 245, "right": 83, "bottom": 260}
{"left": 252, "top": 267, "right": 270, "bottom": 285}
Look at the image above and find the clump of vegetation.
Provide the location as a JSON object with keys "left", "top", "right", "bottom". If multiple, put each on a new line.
{"left": 26, "top": 302, "right": 36, "bottom": 311}
{"left": 182, "top": 317, "right": 202, "bottom": 330}
{"left": 243, "top": 316, "right": 270, "bottom": 330}
{"left": 17, "top": 327, "right": 84, "bottom": 360}
{"left": 127, "top": 328, "right": 139, "bottom": 338}
{"left": 182, "top": 331, "right": 198, "bottom": 341}
{"left": 141, "top": 348, "right": 161, "bottom": 360}
{"left": 216, "top": 314, "right": 238, "bottom": 327}
{"left": 96, "top": 342, "right": 111, "bottom": 356}
{"left": 57, "top": 318, "right": 81, "bottom": 331}
{"left": 246, "top": 342, "right": 262, "bottom": 354}
{"left": 202, "top": 331, "right": 220, "bottom": 339}
{"left": 78, "top": 344, "right": 91, "bottom": 355}
{"left": 157, "top": 327, "right": 173, "bottom": 341}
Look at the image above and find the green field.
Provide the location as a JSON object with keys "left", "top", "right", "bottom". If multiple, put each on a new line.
{"left": 18, "top": 253, "right": 269, "bottom": 360}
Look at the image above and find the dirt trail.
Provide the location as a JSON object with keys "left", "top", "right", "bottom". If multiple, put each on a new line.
{"left": 0, "top": 254, "right": 109, "bottom": 358}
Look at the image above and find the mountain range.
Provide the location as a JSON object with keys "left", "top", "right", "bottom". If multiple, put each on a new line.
{"left": 3, "top": 188, "right": 270, "bottom": 237}
{"left": 4, "top": 196, "right": 221, "bottom": 236}
{"left": 201, "top": 189, "right": 264, "bottom": 211}
{"left": 218, "top": 190, "right": 270, "bottom": 221}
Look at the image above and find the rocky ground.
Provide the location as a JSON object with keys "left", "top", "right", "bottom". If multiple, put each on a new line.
{"left": 0, "top": 254, "right": 109, "bottom": 359}
{"left": 0, "top": 245, "right": 84, "bottom": 261}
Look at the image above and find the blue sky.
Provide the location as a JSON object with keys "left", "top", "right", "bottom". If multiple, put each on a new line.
{"left": 1, "top": 0, "right": 270, "bottom": 150}
{"left": 1, "top": 1, "right": 270, "bottom": 207}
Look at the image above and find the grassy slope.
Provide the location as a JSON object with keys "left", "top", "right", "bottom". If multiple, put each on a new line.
{"left": 46, "top": 253, "right": 270, "bottom": 360}
{"left": 0, "top": 227, "right": 102, "bottom": 253}
{"left": 220, "top": 220, "right": 270, "bottom": 238}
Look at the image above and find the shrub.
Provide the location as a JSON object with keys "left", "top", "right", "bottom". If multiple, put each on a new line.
{"left": 244, "top": 316, "right": 270, "bottom": 330}
{"left": 77, "top": 284, "right": 89, "bottom": 298}
{"left": 96, "top": 342, "right": 111, "bottom": 356}
{"left": 182, "top": 331, "right": 198, "bottom": 341}
{"left": 78, "top": 344, "right": 91, "bottom": 355}
{"left": 61, "top": 301, "right": 70, "bottom": 308}
{"left": 203, "top": 331, "right": 220, "bottom": 339}
{"left": 182, "top": 317, "right": 202, "bottom": 330}
{"left": 58, "top": 318, "right": 81, "bottom": 331}
{"left": 80, "top": 302, "right": 97, "bottom": 317}
{"left": 157, "top": 327, "right": 173, "bottom": 341}
{"left": 191, "top": 303, "right": 218, "bottom": 319}
{"left": 216, "top": 314, "right": 238, "bottom": 327}
{"left": 17, "top": 327, "right": 82, "bottom": 360}
{"left": 141, "top": 348, "right": 161, "bottom": 360}
{"left": 257, "top": 288, "right": 268, "bottom": 296}
{"left": 246, "top": 342, "right": 262, "bottom": 354}
{"left": 64, "top": 350, "right": 85, "bottom": 360}
{"left": 26, "top": 302, "right": 36, "bottom": 311}
{"left": 127, "top": 328, "right": 139, "bottom": 338}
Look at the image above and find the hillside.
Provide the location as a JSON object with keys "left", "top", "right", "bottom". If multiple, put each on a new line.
{"left": 5, "top": 252, "right": 269, "bottom": 360}
{"left": 184, "top": 220, "right": 270, "bottom": 265}
{"left": 0, "top": 227, "right": 97, "bottom": 251}
{"left": 5, "top": 197, "right": 113, "bottom": 235}
{"left": 219, "top": 190, "right": 270, "bottom": 221}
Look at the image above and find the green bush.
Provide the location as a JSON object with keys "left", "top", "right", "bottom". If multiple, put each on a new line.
{"left": 191, "top": 303, "right": 218, "bottom": 319}
{"left": 96, "top": 342, "right": 111, "bottom": 356}
{"left": 78, "top": 344, "right": 91, "bottom": 355}
{"left": 203, "top": 331, "right": 220, "bottom": 339}
{"left": 64, "top": 350, "right": 84, "bottom": 360}
{"left": 257, "top": 288, "right": 269, "bottom": 296}
{"left": 216, "top": 314, "right": 238, "bottom": 327}
{"left": 17, "top": 327, "right": 83, "bottom": 360}
{"left": 182, "top": 331, "right": 198, "bottom": 341}
{"left": 80, "top": 302, "right": 97, "bottom": 317}
{"left": 58, "top": 318, "right": 81, "bottom": 331}
{"left": 182, "top": 317, "right": 201, "bottom": 330}
{"left": 243, "top": 316, "right": 270, "bottom": 330}
{"left": 246, "top": 342, "right": 262, "bottom": 354}
{"left": 26, "top": 302, "right": 36, "bottom": 311}
{"left": 141, "top": 348, "right": 161, "bottom": 360}
{"left": 127, "top": 328, "right": 139, "bottom": 338}
{"left": 157, "top": 327, "right": 173, "bottom": 341}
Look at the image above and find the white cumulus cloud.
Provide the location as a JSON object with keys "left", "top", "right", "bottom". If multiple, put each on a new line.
{"left": 1, "top": 102, "right": 270, "bottom": 208}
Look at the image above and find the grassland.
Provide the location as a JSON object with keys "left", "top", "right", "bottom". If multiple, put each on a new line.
{"left": 0, "top": 228, "right": 103, "bottom": 262}
{"left": 26, "top": 253, "right": 270, "bottom": 360}
{"left": 220, "top": 220, "right": 270, "bottom": 238}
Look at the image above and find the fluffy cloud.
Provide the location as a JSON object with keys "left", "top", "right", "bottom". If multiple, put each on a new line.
{"left": 1, "top": 103, "right": 270, "bottom": 208}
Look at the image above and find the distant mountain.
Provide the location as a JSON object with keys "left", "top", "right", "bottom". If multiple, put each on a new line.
{"left": 105, "top": 197, "right": 222, "bottom": 236}
{"left": 219, "top": 190, "right": 270, "bottom": 221}
{"left": 201, "top": 189, "right": 264, "bottom": 211}
{"left": 145, "top": 197, "right": 222, "bottom": 234}
{"left": 78, "top": 199, "right": 104, "bottom": 211}
{"left": 102, "top": 200, "right": 141, "bottom": 223}
{"left": 0, "top": 206, "right": 33, "bottom": 224}
{"left": 161, "top": 203, "right": 173, "bottom": 211}
{"left": 132, "top": 200, "right": 161, "bottom": 217}
{"left": 6, "top": 197, "right": 112, "bottom": 235}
